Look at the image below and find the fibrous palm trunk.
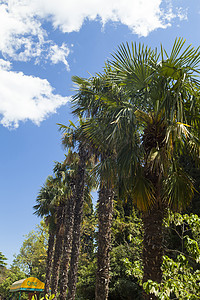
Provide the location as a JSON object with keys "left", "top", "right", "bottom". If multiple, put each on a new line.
{"left": 142, "top": 206, "right": 164, "bottom": 300}
{"left": 141, "top": 116, "right": 166, "bottom": 299}
{"left": 44, "top": 230, "right": 55, "bottom": 296}
{"left": 50, "top": 206, "right": 65, "bottom": 298}
{"left": 95, "top": 184, "right": 114, "bottom": 300}
{"left": 67, "top": 144, "right": 87, "bottom": 300}
{"left": 59, "top": 193, "right": 76, "bottom": 300}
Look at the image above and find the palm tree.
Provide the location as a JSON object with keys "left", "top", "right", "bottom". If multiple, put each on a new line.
{"left": 95, "top": 178, "right": 114, "bottom": 300}
{"left": 49, "top": 162, "right": 72, "bottom": 298}
{"left": 88, "top": 128, "right": 116, "bottom": 300}
{"left": 71, "top": 38, "right": 200, "bottom": 299}
{"left": 34, "top": 176, "right": 57, "bottom": 297}
{"left": 106, "top": 39, "right": 200, "bottom": 293}
{"left": 67, "top": 146, "right": 89, "bottom": 300}
{"left": 59, "top": 152, "right": 78, "bottom": 300}
{"left": 71, "top": 82, "right": 118, "bottom": 300}
{"left": 34, "top": 162, "right": 72, "bottom": 299}
{"left": 58, "top": 122, "right": 91, "bottom": 300}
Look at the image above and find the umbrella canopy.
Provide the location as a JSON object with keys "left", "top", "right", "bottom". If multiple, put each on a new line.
{"left": 10, "top": 277, "right": 44, "bottom": 292}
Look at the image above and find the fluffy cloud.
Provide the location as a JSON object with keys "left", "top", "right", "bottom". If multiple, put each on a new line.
{"left": 0, "top": 1, "right": 71, "bottom": 64}
{"left": 0, "top": 60, "right": 69, "bottom": 128}
{"left": 0, "top": 0, "right": 187, "bottom": 128}
{"left": 48, "top": 44, "right": 70, "bottom": 70}
{"left": 0, "top": 2, "right": 45, "bottom": 60}
{"left": 33, "top": 0, "right": 184, "bottom": 35}
{"left": 0, "top": 0, "right": 186, "bottom": 62}
{"left": 0, "top": 59, "right": 12, "bottom": 71}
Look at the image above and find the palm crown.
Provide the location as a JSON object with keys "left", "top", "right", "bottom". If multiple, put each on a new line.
{"left": 72, "top": 38, "right": 200, "bottom": 213}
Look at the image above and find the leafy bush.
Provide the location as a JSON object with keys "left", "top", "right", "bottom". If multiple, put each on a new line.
{"left": 143, "top": 213, "right": 200, "bottom": 299}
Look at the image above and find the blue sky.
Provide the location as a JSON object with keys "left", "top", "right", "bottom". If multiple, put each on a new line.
{"left": 0, "top": 0, "right": 199, "bottom": 266}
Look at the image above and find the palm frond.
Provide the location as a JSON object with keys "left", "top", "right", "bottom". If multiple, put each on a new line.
{"left": 91, "top": 155, "right": 117, "bottom": 187}
{"left": 163, "top": 161, "right": 195, "bottom": 211}
{"left": 130, "top": 169, "right": 155, "bottom": 212}
{"left": 108, "top": 42, "right": 156, "bottom": 93}
{"left": 146, "top": 147, "right": 168, "bottom": 176}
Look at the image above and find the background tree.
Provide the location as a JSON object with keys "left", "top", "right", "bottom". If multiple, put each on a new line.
{"left": 0, "top": 266, "right": 26, "bottom": 300}
{"left": 0, "top": 252, "right": 7, "bottom": 269}
{"left": 0, "top": 251, "right": 8, "bottom": 298}
{"left": 12, "top": 220, "right": 48, "bottom": 281}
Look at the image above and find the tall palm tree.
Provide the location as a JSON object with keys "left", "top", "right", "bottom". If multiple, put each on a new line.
{"left": 58, "top": 122, "right": 91, "bottom": 300}
{"left": 34, "top": 176, "right": 57, "bottom": 297}
{"left": 49, "top": 162, "right": 72, "bottom": 298}
{"left": 71, "top": 38, "right": 200, "bottom": 299}
{"left": 59, "top": 151, "right": 79, "bottom": 300}
{"left": 34, "top": 162, "right": 72, "bottom": 299}
{"left": 71, "top": 82, "right": 118, "bottom": 300}
{"left": 106, "top": 39, "right": 200, "bottom": 294}
{"left": 58, "top": 120, "right": 100, "bottom": 300}
{"left": 95, "top": 176, "right": 114, "bottom": 300}
{"left": 87, "top": 127, "right": 116, "bottom": 300}
{"left": 67, "top": 146, "right": 89, "bottom": 300}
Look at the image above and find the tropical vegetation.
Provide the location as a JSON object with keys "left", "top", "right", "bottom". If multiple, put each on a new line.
{"left": 1, "top": 38, "right": 200, "bottom": 300}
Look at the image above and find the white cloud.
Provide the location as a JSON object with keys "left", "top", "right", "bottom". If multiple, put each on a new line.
{"left": 0, "top": 1, "right": 71, "bottom": 65}
{"left": 33, "top": 0, "right": 188, "bottom": 36}
{"left": 0, "top": 0, "right": 187, "bottom": 62}
{"left": 35, "top": 0, "right": 172, "bottom": 35}
{"left": 177, "top": 7, "right": 188, "bottom": 21}
{"left": 0, "top": 2, "right": 45, "bottom": 61}
{"left": 48, "top": 44, "right": 70, "bottom": 70}
{"left": 0, "top": 59, "right": 12, "bottom": 71}
{"left": 0, "top": 63, "right": 69, "bottom": 128}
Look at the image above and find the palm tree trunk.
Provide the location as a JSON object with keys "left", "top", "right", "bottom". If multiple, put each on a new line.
{"left": 95, "top": 184, "right": 114, "bottom": 300}
{"left": 142, "top": 206, "right": 164, "bottom": 300}
{"left": 50, "top": 206, "right": 65, "bottom": 298}
{"left": 59, "top": 194, "right": 76, "bottom": 300}
{"left": 44, "top": 229, "right": 55, "bottom": 296}
{"left": 66, "top": 202, "right": 83, "bottom": 300}
{"left": 67, "top": 144, "right": 87, "bottom": 300}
